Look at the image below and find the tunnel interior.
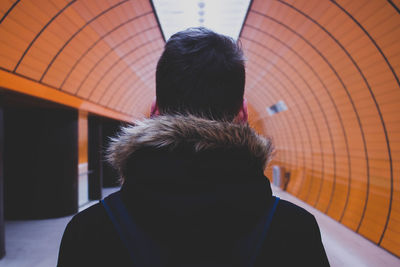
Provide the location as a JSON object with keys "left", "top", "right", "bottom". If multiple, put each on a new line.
{"left": 0, "top": 0, "right": 399, "bottom": 258}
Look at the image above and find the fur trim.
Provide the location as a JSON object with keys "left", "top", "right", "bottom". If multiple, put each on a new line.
{"left": 107, "top": 115, "right": 274, "bottom": 180}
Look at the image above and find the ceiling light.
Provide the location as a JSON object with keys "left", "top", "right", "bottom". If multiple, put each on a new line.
{"left": 152, "top": 0, "right": 251, "bottom": 40}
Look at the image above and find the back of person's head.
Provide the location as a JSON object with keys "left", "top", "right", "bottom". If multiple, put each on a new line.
{"left": 155, "top": 27, "right": 245, "bottom": 121}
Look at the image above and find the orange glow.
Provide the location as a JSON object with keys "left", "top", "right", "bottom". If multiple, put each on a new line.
{"left": 0, "top": 70, "right": 133, "bottom": 122}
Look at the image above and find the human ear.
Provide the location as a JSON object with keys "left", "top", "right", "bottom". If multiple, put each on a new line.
{"left": 150, "top": 98, "right": 160, "bottom": 118}
{"left": 236, "top": 98, "right": 248, "bottom": 123}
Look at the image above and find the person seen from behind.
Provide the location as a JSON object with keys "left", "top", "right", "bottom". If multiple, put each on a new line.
{"left": 57, "top": 27, "right": 330, "bottom": 267}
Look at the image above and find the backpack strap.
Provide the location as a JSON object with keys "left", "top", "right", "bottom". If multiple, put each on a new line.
{"left": 235, "top": 196, "right": 280, "bottom": 267}
{"left": 102, "top": 192, "right": 279, "bottom": 267}
{"left": 249, "top": 196, "right": 280, "bottom": 266}
{"left": 101, "top": 192, "right": 164, "bottom": 267}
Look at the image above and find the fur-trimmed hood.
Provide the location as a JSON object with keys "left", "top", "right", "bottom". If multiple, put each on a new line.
{"left": 107, "top": 115, "right": 274, "bottom": 181}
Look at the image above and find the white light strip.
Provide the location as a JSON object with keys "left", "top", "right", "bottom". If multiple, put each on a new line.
{"left": 153, "top": 0, "right": 251, "bottom": 40}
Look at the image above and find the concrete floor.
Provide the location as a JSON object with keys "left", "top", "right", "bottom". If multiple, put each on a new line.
{"left": 0, "top": 186, "right": 398, "bottom": 267}
{"left": 0, "top": 187, "right": 119, "bottom": 267}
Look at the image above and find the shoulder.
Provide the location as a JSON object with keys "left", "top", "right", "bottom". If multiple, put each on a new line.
{"left": 60, "top": 202, "right": 112, "bottom": 251}
{"left": 258, "top": 198, "right": 330, "bottom": 266}
{"left": 67, "top": 202, "right": 108, "bottom": 230}
{"left": 64, "top": 196, "right": 127, "bottom": 246}
{"left": 66, "top": 190, "right": 125, "bottom": 233}
{"left": 270, "top": 198, "right": 321, "bottom": 241}
{"left": 274, "top": 199, "right": 317, "bottom": 225}
{"left": 58, "top": 200, "right": 131, "bottom": 267}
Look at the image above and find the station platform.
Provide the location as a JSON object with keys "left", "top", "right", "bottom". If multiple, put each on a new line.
{"left": 0, "top": 0, "right": 399, "bottom": 263}
{"left": 0, "top": 187, "right": 398, "bottom": 267}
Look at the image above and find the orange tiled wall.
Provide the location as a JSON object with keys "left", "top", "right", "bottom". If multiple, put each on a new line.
{"left": 241, "top": 0, "right": 399, "bottom": 256}
{"left": 0, "top": 0, "right": 164, "bottom": 120}
{"left": 1, "top": 0, "right": 399, "bottom": 257}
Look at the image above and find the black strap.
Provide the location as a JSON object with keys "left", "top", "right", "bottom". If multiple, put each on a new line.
{"left": 234, "top": 196, "right": 280, "bottom": 267}
{"left": 101, "top": 192, "right": 280, "bottom": 267}
{"left": 101, "top": 192, "right": 164, "bottom": 266}
{"left": 250, "top": 196, "right": 280, "bottom": 266}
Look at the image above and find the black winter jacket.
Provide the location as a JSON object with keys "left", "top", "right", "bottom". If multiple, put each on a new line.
{"left": 57, "top": 115, "right": 329, "bottom": 267}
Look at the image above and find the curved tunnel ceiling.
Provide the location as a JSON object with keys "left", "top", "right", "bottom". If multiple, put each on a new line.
{"left": 241, "top": 0, "right": 399, "bottom": 256}
{"left": 0, "top": 0, "right": 164, "bottom": 118}
{"left": 0, "top": 0, "right": 399, "bottom": 257}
